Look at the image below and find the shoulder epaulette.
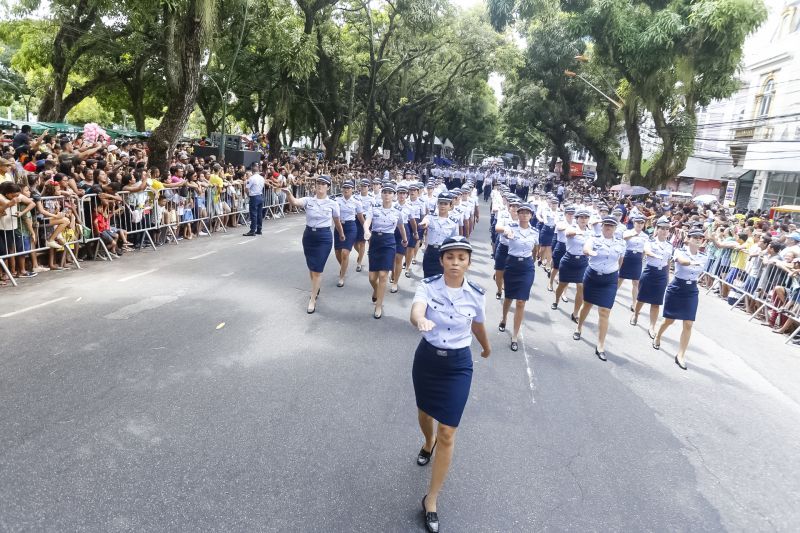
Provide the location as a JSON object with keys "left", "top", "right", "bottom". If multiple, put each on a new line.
{"left": 422, "top": 274, "right": 443, "bottom": 284}
{"left": 467, "top": 280, "right": 485, "bottom": 294}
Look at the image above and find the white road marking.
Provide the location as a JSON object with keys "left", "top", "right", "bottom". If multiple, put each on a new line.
{"left": 220, "top": 272, "right": 235, "bottom": 277}
{"left": 119, "top": 269, "right": 157, "bottom": 282}
{"left": 1, "top": 296, "right": 68, "bottom": 318}
{"left": 519, "top": 331, "right": 536, "bottom": 405}
{"left": 106, "top": 293, "right": 181, "bottom": 320}
{"left": 275, "top": 227, "right": 292, "bottom": 234}
{"left": 236, "top": 239, "right": 255, "bottom": 245}
{"left": 189, "top": 251, "right": 217, "bottom": 260}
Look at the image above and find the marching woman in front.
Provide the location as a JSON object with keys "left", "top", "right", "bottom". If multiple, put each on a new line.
{"left": 548, "top": 204, "right": 575, "bottom": 292}
{"left": 552, "top": 208, "right": 591, "bottom": 322}
{"left": 283, "top": 175, "right": 345, "bottom": 314}
{"left": 617, "top": 214, "right": 647, "bottom": 308}
{"left": 363, "top": 184, "right": 408, "bottom": 318}
{"left": 410, "top": 236, "right": 491, "bottom": 533}
{"left": 419, "top": 192, "right": 459, "bottom": 278}
{"left": 334, "top": 180, "right": 364, "bottom": 287}
{"left": 573, "top": 216, "right": 627, "bottom": 360}
{"left": 652, "top": 228, "right": 707, "bottom": 370}
{"left": 354, "top": 178, "right": 374, "bottom": 272}
{"left": 631, "top": 216, "right": 673, "bottom": 335}
{"left": 496, "top": 203, "right": 539, "bottom": 351}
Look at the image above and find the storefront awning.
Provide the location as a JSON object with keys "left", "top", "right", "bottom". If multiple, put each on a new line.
{"left": 721, "top": 167, "right": 755, "bottom": 181}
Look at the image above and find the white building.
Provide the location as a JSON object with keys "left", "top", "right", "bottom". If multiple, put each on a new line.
{"left": 679, "top": 0, "right": 800, "bottom": 209}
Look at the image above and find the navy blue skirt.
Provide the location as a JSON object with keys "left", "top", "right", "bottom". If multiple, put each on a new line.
{"left": 663, "top": 279, "right": 699, "bottom": 321}
{"left": 302, "top": 226, "right": 333, "bottom": 273}
{"left": 334, "top": 220, "right": 357, "bottom": 251}
{"left": 355, "top": 220, "right": 366, "bottom": 242}
{"left": 552, "top": 241, "right": 567, "bottom": 268}
{"left": 558, "top": 253, "right": 588, "bottom": 283}
{"left": 504, "top": 255, "right": 535, "bottom": 301}
{"left": 395, "top": 223, "right": 411, "bottom": 254}
{"left": 619, "top": 250, "right": 644, "bottom": 280}
{"left": 494, "top": 243, "right": 509, "bottom": 271}
{"left": 539, "top": 225, "right": 555, "bottom": 248}
{"left": 637, "top": 265, "right": 669, "bottom": 305}
{"left": 413, "top": 338, "right": 473, "bottom": 428}
{"left": 583, "top": 268, "right": 619, "bottom": 308}
{"left": 369, "top": 231, "right": 396, "bottom": 272}
{"left": 422, "top": 245, "right": 443, "bottom": 278}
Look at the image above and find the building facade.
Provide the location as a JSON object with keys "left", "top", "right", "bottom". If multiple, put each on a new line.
{"left": 679, "top": 0, "right": 800, "bottom": 209}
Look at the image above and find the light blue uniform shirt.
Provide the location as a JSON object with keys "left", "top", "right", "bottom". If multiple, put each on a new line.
{"left": 336, "top": 195, "right": 363, "bottom": 222}
{"left": 556, "top": 214, "right": 571, "bottom": 243}
{"left": 673, "top": 248, "right": 707, "bottom": 281}
{"left": 625, "top": 231, "right": 648, "bottom": 253}
{"left": 357, "top": 193, "right": 373, "bottom": 218}
{"left": 587, "top": 235, "right": 627, "bottom": 274}
{"left": 496, "top": 210, "right": 513, "bottom": 245}
{"left": 539, "top": 206, "right": 556, "bottom": 226}
{"left": 506, "top": 223, "right": 539, "bottom": 258}
{"left": 645, "top": 238, "right": 674, "bottom": 268}
{"left": 301, "top": 196, "right": 340, "bottom": 228}
{"left": 424, "top": 215, "right": 459, "bottom": 246}
{"left": 413, "top": 275, "right": 486, "bottom": 349}
{"left": 565, "top": 227, "right": 588, "bottom": 255}
{"left": 370, "top": 204, "right": 401, "bottom": 233}
{"left": 394, "top": 201, "right": 412, "bottom": 224}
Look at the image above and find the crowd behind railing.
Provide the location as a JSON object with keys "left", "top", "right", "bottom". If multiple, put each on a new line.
{"left": 2, "top": 131, "right": 799, "bottom": 345}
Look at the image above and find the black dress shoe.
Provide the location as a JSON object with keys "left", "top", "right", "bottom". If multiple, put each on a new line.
{"left": 652, "top": 339, "right": 661, "bottom": 350}
{"left": 630, "top": 315, "right": 637, "bottom": 326}
{"left": 572, "top": 331, "right": 581, "bottom": 341}
{"left": 510, "top": 340, "right": 519, "bottom": 351}
{"left": 498, "top": 322, "right": 506, "bottom": 332}
{"left": 550, "top": 302, "right": 558, "bottom": 310}
{"left": 337, "top": 280, "right": 344, "bottom": 287}
{"left": 255, "top": 231, "right": 262, "bottom": 235}
{"left": 675, "top": 355, "right": 687, "bottom": 370}
{"left": 496, "top": 291, "right": 501, "bottom": 300}
{"left": 595, "top": 347, "right": 607, "bottom": 361}
{"left": 242, "top": 232, "right": 255, "bottom": 236}
{"left": 422, "top": 496, "right": 439, "bottom": 533}
{"left": 356, "top": 264, "right": 363, "bottom": 272}
{"left": 570, "top": 314, "right": 579, "bottom": 323}
{"left": 373, "top": 306, "right": 383, "bottom": 319}
{"left": 417, "top": 441, "right": 437, "bottom": 466}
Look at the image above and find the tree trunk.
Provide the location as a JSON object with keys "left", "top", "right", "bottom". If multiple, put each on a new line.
{"left": 147, "top": 0, "right": 210, "bottom": 173}
{"left": 267, "top": 119, "right": 285, "bottom": 160}
{"left": 623, "top": 99, "right": 643, "bottom": 185}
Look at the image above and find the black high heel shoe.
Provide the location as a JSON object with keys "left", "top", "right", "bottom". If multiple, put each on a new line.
{"left": 422, "top": 496, "right": 439, "bottom": 533}
{"left": 417, "top": 441, "right": 437, "bottom": 466}
{"left": 498, "top": 322, "right": 506, "bottom": 332}
{"left": 675, "top": 355, "right": 687, "bottom": 370}
{"left": 595, "top": 347, "right": 607, "bottom": 361}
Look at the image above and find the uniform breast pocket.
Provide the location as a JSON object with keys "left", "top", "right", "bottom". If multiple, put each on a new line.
{"left": 453, "top": 303, "right": 477, "bottom": 320}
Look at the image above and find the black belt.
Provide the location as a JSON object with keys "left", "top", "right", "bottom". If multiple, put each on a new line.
{"left": 589, "top": 268, "right": 618, "bottom": 276}
{"left": 509, "top": 255, "right": 532, "bottom": 261}
{"left": 306, "top": 226, "right": 331, "bottom": 231}
{"left": 626, "top": 250, "right": 643, "bottom": 254}
{"left": 428, "top": 244, "right": 441, "bottom": 249}
{"left": 674, "top": 277, "right": 697, "bottom": 285}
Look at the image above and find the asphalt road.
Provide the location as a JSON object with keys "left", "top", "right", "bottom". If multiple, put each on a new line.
{"left": 1, "top": 210, "right": 799, "bottom": 532}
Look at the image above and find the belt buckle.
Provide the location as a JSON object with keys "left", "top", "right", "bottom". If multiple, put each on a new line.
{"left": 311, "top": 227, "right": 317, "bottom": 231}
{"left": 686, "top": 280, "right": 692, "bottom": 285}
{"left": 518, "top": 257, "right": 523, "bottom": 261}
{"left": 436, "top": 349, "right": 448, "bottom": 357}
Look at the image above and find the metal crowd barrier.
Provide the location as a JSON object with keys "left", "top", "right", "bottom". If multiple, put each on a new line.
{"left": 0, "top": 194, "right": 81, "bottom": 287}
{"left": 702, "top": 251, "right": 800, "bottom": 345}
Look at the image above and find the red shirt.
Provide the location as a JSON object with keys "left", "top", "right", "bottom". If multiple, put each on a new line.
{"left": 94, "top": 213, "right": 110, "bottom": 232}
